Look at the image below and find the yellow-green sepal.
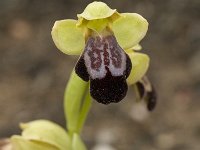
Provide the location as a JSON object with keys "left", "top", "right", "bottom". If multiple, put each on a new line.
{"left": 11, "top": 120, "right": 71, "bottom": 150}
{"left": 127, "top": 52, "right": 150, "bottom": 85}
{"left": 51, "top": 19, "right": 85, "bottom": 55}
{"left": 78, "top": 1, "right": 118, "bottom": 20}
{"left": 112, "top": 13, "right": 148, "bottom": 50}
{"left": 11, "top": 136, "right": 59, "bottom": 150}
{"left": 77, "top": 1, "right": 120, "bottom": 27}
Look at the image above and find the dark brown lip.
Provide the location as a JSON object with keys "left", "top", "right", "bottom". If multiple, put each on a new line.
{"left": 75, "top": 33, "right": 132, "bottom": 104}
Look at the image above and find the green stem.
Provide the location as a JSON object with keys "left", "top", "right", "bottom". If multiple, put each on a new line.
{"left": 77, "top": 91, "right": 92, "bottom": 133}
{"left": 63, "top": 69, "right": 92, "bottom": 150}
{"left": 64, "top": 70, "right": 89, "bottom": 136}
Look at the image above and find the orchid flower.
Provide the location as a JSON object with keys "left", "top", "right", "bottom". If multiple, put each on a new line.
{"left": 52, "top": 1, "right": 151, "bottom": 105}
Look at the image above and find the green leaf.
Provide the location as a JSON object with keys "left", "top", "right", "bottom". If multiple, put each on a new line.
{"left": 51, "top": 19, "right": 85, "bottom": 55}
{"left": 112, "top": 13, "right": 148, "bottom": 50}
{"left": 72, "top": 134, "right": 87, "bottom": 150}
{"left": 18, "top": 120, "right": 71, "bottom": 150}
{"left": 64, "top": 70, "right": 89, "bottom": 135}
{"left": 127, "top": 52, "right": 150, "bottom": 85}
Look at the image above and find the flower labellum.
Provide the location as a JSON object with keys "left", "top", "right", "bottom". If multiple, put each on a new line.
{"left": 75, "top": 30, "right": 132, "bottom": 104}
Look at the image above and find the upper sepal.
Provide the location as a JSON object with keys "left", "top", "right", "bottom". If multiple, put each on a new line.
{"left": 77, "top": 1, "right": 119, "bottom": 21}
{"left": 77, "top": 1, "right": 120, "bottom": 29}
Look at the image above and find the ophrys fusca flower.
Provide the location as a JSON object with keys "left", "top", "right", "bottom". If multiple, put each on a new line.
{"left": 52, "top": 1, "right": 150, "bottom": 105}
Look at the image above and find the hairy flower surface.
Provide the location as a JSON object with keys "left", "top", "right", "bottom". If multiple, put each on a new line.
{"left": 52, "top": 1, "right": 150, "bottom": 104}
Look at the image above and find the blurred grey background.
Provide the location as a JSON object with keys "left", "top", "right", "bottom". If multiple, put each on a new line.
{"left": 0, "top": 0, "right": 200, "bottom": 150}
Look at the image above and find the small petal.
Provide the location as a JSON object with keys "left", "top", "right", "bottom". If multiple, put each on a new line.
{"left": 132, "top": 44, "right": 142, "bottom": 51}
{"left": 78, "top": 1, "right": 118, "bottom": 20}
{"left": 111, "top": 13, "right": 148, "bottom": 50}
{"left": 127, "top": 52, "right": 150, "bottom": 85}
{"left": 86, "top": 19, "right": 109, "bottom": 33}
{"left": 51, "top": 19, "right": 85, "bottom": 55}
{"left": 125, "top": 44, "right": 142, "bottom": 53}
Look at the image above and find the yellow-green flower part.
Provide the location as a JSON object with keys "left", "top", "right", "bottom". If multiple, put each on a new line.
{"left": 11, "top": 120, "right": 71, "bottom": 150}
{"left": 78, "top": 1, "right": 118, "bottom": 20}
{"left": 51, "top": 1, "right": 150, "bottom": 104}
{"left": 52, "top": 1, "right": 148, "bottom": 56}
